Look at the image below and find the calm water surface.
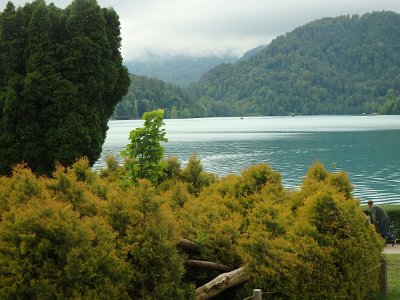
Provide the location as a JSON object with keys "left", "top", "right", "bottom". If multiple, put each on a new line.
{"left": 95, "top": 115, "right": 400, "bottom": 205}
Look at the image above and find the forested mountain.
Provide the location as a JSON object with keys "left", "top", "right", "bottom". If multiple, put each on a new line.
{"left": 189, "top": 11, "right": 400, "bottom": 116}
{"left": 113, "top": 74, "right": 203, "bottom": 119}
{"left": 117, "top": 11, "right": 400, "bottom": 119}
{"left": 124, "top": 54, "right": 236, "bottom": 88}
{"left": 237, "top": 44, "right": 267, "bottom": 62}
{"left": 115, "top": 72, "right": 249, "bottom": 119}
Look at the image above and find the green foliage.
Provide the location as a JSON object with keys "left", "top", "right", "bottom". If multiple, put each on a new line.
{"left": 299, "top": 161, "right": 354, "bottom": 203}
{"left": 174, "top": 160, "right": 383, "bottom": 298}
{"left": 115, "top": 12, "right": 400, "bottom": 120}
{"left": 98, "top": 154, "right": 125, "bottom": 182}
{"left": 121, "top": 109, "right": 168, "bottom": 185}
{"left": 161, "top": 156, "right": 182, "bottom": 180}
{"left": 112, "top": 180, "right": 192, "bottom": 299}
{"left": 0, "top": 191, "right": 129, "bottom": 299}
{"left": 0, "top": 147, "right": 387, "bottom": 299}
{"left": 236, "top": 163, "right": 284, "bottom": 197}
{"left": 239, "top": 163, "right": 383, "bottom": 299}
{"left": 381, "top": 254, "right": 400, "bottom": 300}
{"left": 189, "top": 11, "right": 400, "bottom": 116}
{"left": 379, "top": 89, "right": 400, "bottom": 114}
{"left": 0, "top": 159, "right": 192, "bottom": 299}
{"left": 113, "top": 74, "right": 199, "bottom": 120}
{"left": 178, "top": 187, "right": 244, "bottom": 284}
{"left": 181, "top": 154, "right": 217, "bottom": 195}
{"left": 0, "top": 0, "right": 129, "bottom": 175}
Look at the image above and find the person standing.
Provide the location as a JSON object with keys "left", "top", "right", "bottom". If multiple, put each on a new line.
{"left": 367, "top": 200, "right": 396, "bottom": 245}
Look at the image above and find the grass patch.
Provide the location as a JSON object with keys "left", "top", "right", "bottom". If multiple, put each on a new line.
{"left": 374, "top": 254, "right": 400, "bottom": 299}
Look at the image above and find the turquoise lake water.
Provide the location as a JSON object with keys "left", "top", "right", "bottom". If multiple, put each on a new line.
{"left": 95, "top": 115, "right": 400, "bottom": 205}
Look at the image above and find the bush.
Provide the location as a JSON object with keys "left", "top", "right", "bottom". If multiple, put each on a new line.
{"left": 0, "top": 161, "right": 192, "bottom": 299}
{"left": 0, "top": 198, "right": 129, "bottom": 299}
{"left": 181, "top": 154, "right": 217, "bottom": 195}
{"left": 238, "top": 163, "right": 383, "bottom": 299}
{"left": 0, "top": 160, "right": 385, "bottom": 299}
{"left": 383, "top": 205, "right": 400, "bottom": 239}
{"left": 106, "top": 180, "right": 193, "bottom": 299}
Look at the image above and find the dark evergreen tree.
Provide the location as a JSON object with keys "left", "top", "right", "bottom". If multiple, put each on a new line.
{"left": 0, "top": 0, "right": 129, "bottom": 175}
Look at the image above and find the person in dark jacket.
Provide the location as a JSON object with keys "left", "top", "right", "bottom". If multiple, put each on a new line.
{"left": 367, "top": 200, "right": 396, "bottom": 245}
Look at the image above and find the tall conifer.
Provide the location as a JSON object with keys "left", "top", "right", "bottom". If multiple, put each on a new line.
{"left": 0, "top": 0, "right": 129, "bottom": 175}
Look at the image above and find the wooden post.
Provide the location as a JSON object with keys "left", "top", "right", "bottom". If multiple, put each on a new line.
{"left": 380, "top": 258, "right": 388, "bottom": 296}
{"left": 253, "top": 289, "right": 262, "bottom": 300}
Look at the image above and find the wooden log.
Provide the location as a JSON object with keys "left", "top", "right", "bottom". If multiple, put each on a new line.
{"left": 185, "top": 259, "right": 231, "bottom": 272}
{"left": 195, "top": 267, "right": 251, "bottom": 300}
{"left": 178, "top": 238, "right": 200, "bottom": 252}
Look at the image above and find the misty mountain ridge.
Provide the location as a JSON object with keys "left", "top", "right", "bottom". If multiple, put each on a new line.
{"left": 123, "top": 45, "right": 267, "bottom": 88}
{"left": 124, "top": 54, "right": 236, "bottom": 88}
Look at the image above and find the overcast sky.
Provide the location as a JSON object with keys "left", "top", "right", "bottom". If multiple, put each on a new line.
{"left": 1, "top": 0, "right": 400, "bottom": 60}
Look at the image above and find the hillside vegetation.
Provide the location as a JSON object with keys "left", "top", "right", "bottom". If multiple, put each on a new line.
{"left": 116, "top": 11, "right": 400, "bottom": 119}
{"left": 189, "top": 11, "right": 400, "bottom": 116}
{"left": 0, "top": 158, "right": 384, "bottom": 299}
{"left": 113, "top": 74, "right": 200, "bottom": 119}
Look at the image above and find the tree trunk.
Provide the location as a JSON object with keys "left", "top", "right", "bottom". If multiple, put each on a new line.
{"left": 195, "top": 267, "right": 251, "bottom": 300}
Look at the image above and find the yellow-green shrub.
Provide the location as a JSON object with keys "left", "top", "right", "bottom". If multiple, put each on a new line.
{"left": 238, "top": 163, "right": 383, "bottom": 299}
{"left": 0, "top": 198, "right": 129, "bottom": 299}
{"left": 45, "top": 164, "right": 102, "bottom": 217}
{"left": 105, "top": 179, "right": 193, "bottom": 299}
{"left": 0, "top": 162, "right": 193, "bottom": 299}
{"left": 181, "top": 154, "right": 217, "bottom": 195}
{"left": 235, "top": 163, "right": 284, "bottom": 197}
{"left": 179, "top": 191, "right": 243, "bottom": 266}
{"left": 0, "top": 164, "right": 44, "bottom": 215}
{"left": 0, "top": 159, "right": 385, "bottom": 299}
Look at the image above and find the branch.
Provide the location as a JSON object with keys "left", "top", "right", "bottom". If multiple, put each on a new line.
{"left": 195, "top": 267, "right": 251, "bottom": 300}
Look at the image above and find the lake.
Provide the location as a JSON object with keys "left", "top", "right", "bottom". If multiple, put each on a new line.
{"left": 95, "top": 115, "right": 400, "bottom": 205}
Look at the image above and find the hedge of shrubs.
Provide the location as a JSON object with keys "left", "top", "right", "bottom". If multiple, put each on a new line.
{"left": 0, "top": 158, "right": 385, "bottom": 299}
{"left": 384, "top": 206, "right": 400, "bottom": 240}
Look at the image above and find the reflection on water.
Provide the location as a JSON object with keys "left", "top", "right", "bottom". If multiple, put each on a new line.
{"left": 96, "top": 116, "right": 400, "bottom": 205}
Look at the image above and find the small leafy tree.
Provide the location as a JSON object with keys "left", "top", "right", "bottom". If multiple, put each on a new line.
{"left": 121, "top": 109, "right": 168, "bottom": 185}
